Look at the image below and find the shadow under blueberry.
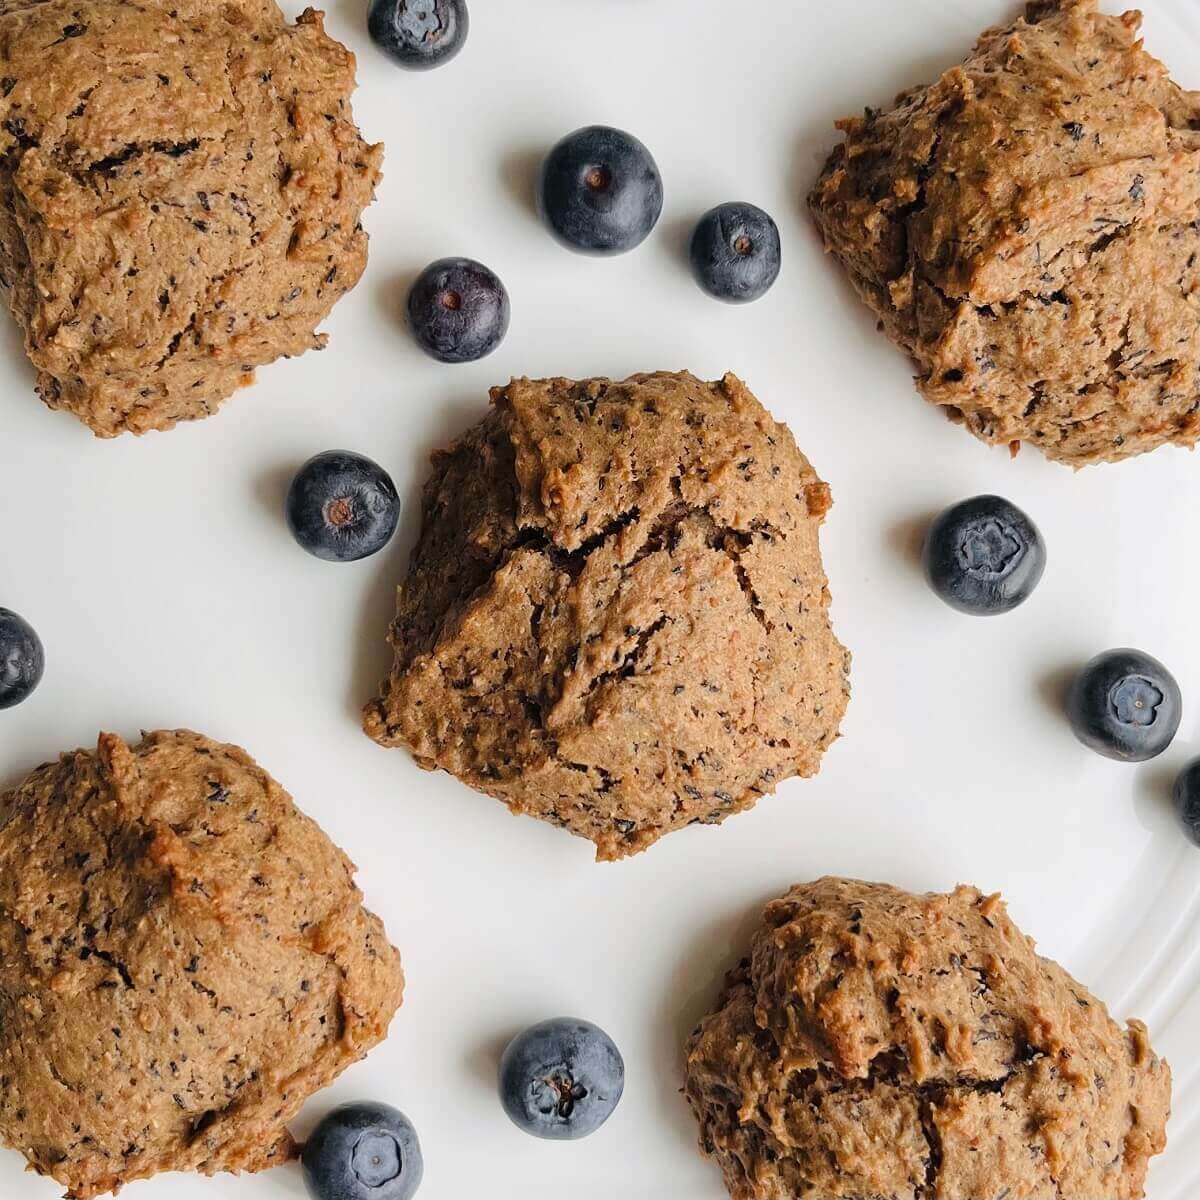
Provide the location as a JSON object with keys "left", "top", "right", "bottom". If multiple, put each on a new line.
{"left": 253, "top": 459, "right": 298, "bottom": 527}
{"left": 1035, "top": 662, "right": 1080, "bottom": 722}
{"left": 498, "top": 144, "right": 544, "bottom": 227}
{"left": 463, "top": 1027, "right": 520, "bottom": 1095}
{"left": 1131, "top": 756, "right": 1183, "bottom": 837}
{"left": 649, "top": 890, "right": 776, "bottom": 1155}
{"left": 661, "top": 212, "right": 699, "bottom": 285}
{"left": 886, "top": 510, "right": 939, "bottom": 573}
{"left": 369, "top": 265, "right": 424, "bottom": 340}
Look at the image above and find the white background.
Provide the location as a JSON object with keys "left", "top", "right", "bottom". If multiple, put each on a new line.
{"left": 3, "top": 1, "right": 1200, "bottom": 1196}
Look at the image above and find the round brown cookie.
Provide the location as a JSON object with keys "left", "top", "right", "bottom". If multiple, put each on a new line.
{"left": 363, "top": 371, "right": 850, "bottom": 861}
{"left": 0, "top": 0, "right": 381, "bottom": 436}
{"left": 809, "top": 0, "right": 1200, "bottom": 466}
{"left": 685, "top": 878, "right": 1171, "bottom": 1200}
{"left": 0, "top": 729, "right": 403, "bottom": 1199}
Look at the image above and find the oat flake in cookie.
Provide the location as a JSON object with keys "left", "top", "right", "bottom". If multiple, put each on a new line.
{"left": 685, "top": 878, "right": 1171, "bottom": 1200}
{"left": 0, "top": 0, "right": 381, "bottom": 436}
{"left": 363, "top": 371, "right": 850, "bottom": 861}
{"left": 810, "top": 0, "right": 1200, "bottom": 466}
{"left": 0, "top": 730, "right": 403, "bottom": 1198}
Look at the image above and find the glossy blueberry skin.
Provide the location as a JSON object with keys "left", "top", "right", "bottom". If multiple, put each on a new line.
{"left": 922, "top": 495, "right": 1045, "bottom": 615}
{"left": 1066, "top": 648, "right": 1182, "bottom": 762}
{"left": 285, "top": 451, "right": 400, "bottom": 563}
{"left": 498, "top": 1018, "right": 624, "bottom": 1140}
{"left": 689, "top": 202, "right": 781, "bottom": 303}
{"left": 301, "top": 1102, "right": 423, "bottom": 1200}
{"left": 1173, "top": 758, "right": 1200, "bottom": 847}
{"left": 407, "top": 257, "right": 510, "bottom": 364}
{"left": 537, "top": 126, "right": 663, "bottom": 255}
{"left": 368, "top": 0, "right": 467, "bottom": 70}
{"left": 0, "top": 608, "right": 44, "bottom": 710}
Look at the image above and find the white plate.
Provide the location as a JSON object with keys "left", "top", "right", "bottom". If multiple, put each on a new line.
{"left": 2, "top": 1, "right": 1198, "bottom": 1196}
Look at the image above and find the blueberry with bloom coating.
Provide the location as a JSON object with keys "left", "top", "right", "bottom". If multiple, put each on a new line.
{"left": 922, "top": 495, "right": 1045, "bottom": 615}
{"left": 301, "top": 1102, "right": 423, "bottom": 1200}
{"left": 538, "top": 126, "right": 663, "bottom": 255}
{"left": 1066, "top": 648, "right": 1181, "bottom": 762}
{"left": 499, "top": 1018, "right": 624, "bottom": 1140}
{"left": 689, "top": 202, "right": 781, "bottom": 303}
{"left": 286, "top": 451, "right": 400, "bottom": 562}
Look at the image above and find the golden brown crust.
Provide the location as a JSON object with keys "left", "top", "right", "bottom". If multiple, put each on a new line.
{"left": 809, "top": 0, "right": 1200, "bottom": 466}
{"left": 685, "top": 878, "right": 1171, "bottom": 1200}
{"left": 0, "top": 729, "right": 403, "bottom": 1198}
{"left": 0, "top": 0, "right": 381, "bottom": 436}
{"left": 364, "top": 371, "right": 851, "bottom": 860}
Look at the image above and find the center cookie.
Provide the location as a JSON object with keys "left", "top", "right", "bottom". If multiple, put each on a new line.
{"left": 364, "top": 371, "right": 850, "bottom": 860}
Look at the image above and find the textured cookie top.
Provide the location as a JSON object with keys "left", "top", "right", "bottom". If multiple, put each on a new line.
{"left": 686, "top": 878, "right": 1171, "bottom": 1200}
{"left": 0, "top": 0, "right": 381, "bottom": 435}
{"left": 364, "top": 372, "right": 850, "bottom": 860}
{"left": 0, "top": 730, "right": 403, "bottom": 1198}
{"left": 810, "top": 0, "right": 1200, "bottom": 465}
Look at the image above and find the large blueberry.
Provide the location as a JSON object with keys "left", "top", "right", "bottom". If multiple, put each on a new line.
{"left": 368, "top": 0, "right": 468, "bottom": 70}
{"left": 285, "top": 451, "right": 400, "bottom": 562}
{"left": 689, "top": 202, "right": 781, "bottom": 303}
{"left": 498, "top": 1018, "right": 624, "bottom": 1140}
{"left": 0, "top": 608, "right": 44, "bottom": 710}
{"left": 301, "top": 1102, "right": 423, "bottom": 1200}
{"left": 537, "top": 126, "right": 663, "bottom": 255}
{"left": 407, "top": 257, "right": 509, "bottom": 364}
{"left": 1173, "top": 758, "right": 1200, "bottom": 847}
{"left": 922, "top": 495, "right": 1045, "bottom": 615}
{"left": 1066, "top": 648, "right": 1181, "bottom": 762}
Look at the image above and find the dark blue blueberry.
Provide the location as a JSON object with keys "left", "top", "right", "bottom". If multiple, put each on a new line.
{"left": 689, "top": 202, "right": 781, "bottom": 303}
{"left": 1172, "top": 758, "right": 1200, "bottom": 847}
{"left": 367, "top": 0, "right": 467, "bottom": 70}
{"left": 301, "top": 1102, "right": 423, "bottom": 1200}
{"left": 1066, "top": 648, "right": 1181, "bottom": 762}
{"left": 498, "top": 1018, "right": 624, "bottom": 1140}
{"left": 285, "top": 451, "right": 400, "bottom": 563}
{"left": 537, "top": 126, "right": 663, "bottom": 255}
{"left": 407, "top": 257, "right": 509, "bottom": 363}
{"left": 0, "top": 608, "right": 44, "bottom": 710}
{"left": 921, "top": 495, "right": 1045, "bottom": 615}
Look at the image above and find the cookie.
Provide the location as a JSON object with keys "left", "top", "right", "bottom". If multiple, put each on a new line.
{"left": 685, "top": 878, "right": 1171, "bottom": 1200}
{"left": 0, "top": 730, "right": 403, "bottom": 1198}
{"left": 363, "top": 371, "right": 850, "bottom": 860}
{"left": 0, "top": 0, "right": 381, "bottom": 436}
{"left": 809, "top": 0, "right": 1200, "bottom": 466}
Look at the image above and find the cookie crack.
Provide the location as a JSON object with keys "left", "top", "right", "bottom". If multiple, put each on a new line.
{"left": 708, "top": 524, "right": 773, "bottom": 633}
{"left": 580, "top": 613, "right": 672, "bottom": 708}
{"left": 917, "top": 1093, "right": 943, "bottom": 1199}
{"left": 79, "top": 945, "right": 135, "bottom": 989}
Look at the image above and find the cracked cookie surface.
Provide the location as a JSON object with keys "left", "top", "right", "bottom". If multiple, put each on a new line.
{"left": 809, "top": 0, "right": 1200, "bottom": 466}
{"left": 0, "top": 0, "right": 381, "bottom": 436}
{"left": 363, "top": 371, "right": 850, "bottom": 861}
{"left": 685, "top": 877, "right": 1171, "bottom": 1200}
{"left": 0, "top": 729, "right": 403, "bottom": 1198}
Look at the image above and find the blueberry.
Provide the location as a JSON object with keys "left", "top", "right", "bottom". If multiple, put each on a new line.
{"left": 689, "top": 202, "right": 781, "bottom": 303}
{"left": 1173, "top": 758, "right": 1200, "bottom": 847}
{"left": 498, "top": 1018, "right": 624, "bottom": 1140}
{"left": 537, "top": 126, "right": 663, "bottom": 255}
{"left": 301, "top": 1102, "right": 423, "bottom": 1200}
{"left": 368, "top": 0, "right": 467, "bottom": 70}
{"left": 0, "top": 608, "right": 44, "bottom": 710}
{"left": 921, "top": 495, "right": 1045, "bottom": 615}
{"left": 407, "top": 257, "right": 509, "bottom": 364}
{"left": 285, "top": 451, "right": 400, "bottom": 562}
{"left": 1066, "top": 648, "right": 1181, "bottom": 762}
